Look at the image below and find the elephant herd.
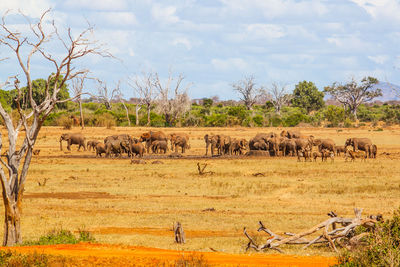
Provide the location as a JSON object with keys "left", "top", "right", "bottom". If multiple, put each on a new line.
{"left": 203, "top": 130, "right": 378, "bottom": 162}
{"left": 58, "top": 130, "right": 378, "bottom": 162}
{"left": 59, "top": 131, "right": 190, "bottom": 158}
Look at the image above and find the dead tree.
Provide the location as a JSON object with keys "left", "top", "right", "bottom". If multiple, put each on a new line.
{"left": 197, "top": 162, "right": 214, "bottom": 175}
{"left": 128, "top": 71, "right": 157, "bottom": 126}
{"left": 96, "top": 79, "right": 119, "bottom": 110}
{"left": 231, "top": 75, "right": 263, "bottom": 110}
{"left": 114, "top": 81, "right": 131, "bottom": 126}
{"left": 244, "top": 208, "right": 378, "bottom": 253}
{"left": 267, "top": 82, "right": 291, "bottom": 115}
{"left": 0, "top": 9, "right": 110, "bottom": 246}
{"left": 174, "top": 222, "right": 185, "bottom": 244}
{"left": 71, "top": 73, "right": 89, "bottom": 129}
{"left": 154, "top": 71, "right": 191, "bottom": 126}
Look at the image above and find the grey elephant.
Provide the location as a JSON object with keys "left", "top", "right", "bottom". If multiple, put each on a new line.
{"left": 371, "top": 144, "right": 377, "bottom": 158}
{"left": 151, "top": 140, "right": 168, "bottom": 154}
{"left": 168, "top": 133, "right": 190, "bottom": 151}
{"left": 139, "top": 131, "right": 168, "bottom": 153}
{"left": 231, "top": 138, "right": 248, "bottom": 155}
{"left": 252, "top": 140, "right": 268, "bottom": 150}
{"left": 266, "top": 137, "right": 280, "bottom": 156}
{"left": 173, "top": 135, "right": 190, "bottom": 153}
{"left": 204, "top": 134, "right": 220, "bottom": 156}
{"left": 313, "top": 138, "right": 336, "bottom": 153}
{"left": 104, "top": 134, "right": 132, "bottom": 157}
{"left": 105, "top": 139, "right": 124, "bottom": 158}
{"left": 280, "top": 130, "right": 302, "bottom": 139}
{"left": 294, "top": 137, "right": 313, "bottom": 155}
{"left": 60, "top": 133, "right": 86, "bottom": 151}
{"left": 249, "top": 132, "right": 276, "bottom": 150}
{"left": 219, "top": 135, "right": 232, "bottom": 155}
{"left": 345, "top": 138, "right": 373, "bottom": 157}
{"left": 87, "top": 140, "right": 100, "bottom": 151}
{"left": 280, "top": 138, "right": 296, "bottom": 156}
{"left": 95, "top": 143, "right": 106, "bottom": 157}
{"left": 131, "top": 142, "right": 145, "bottom": 158}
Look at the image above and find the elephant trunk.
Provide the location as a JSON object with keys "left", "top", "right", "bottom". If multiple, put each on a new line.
{"left": 59, "top": 138, "right": 63, "bottom": 151}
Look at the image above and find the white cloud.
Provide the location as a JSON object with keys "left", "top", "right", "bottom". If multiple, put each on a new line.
{"left": 368, "top": 55, "right": 388, "bottom": 65}
{"left": 0, "top": 0, "right": 53, "bottom": 18}
{"left": 172, "top": 37, "right": 192, "bottom": 50}
{"left": 211, "top": 58, "right": 248, "bottom": 72}
{"left": 64, "top": 0, "right": 128, "bottom": 11}
{"left": 151, "top": 4, "right": 179, "bottom": 24}
{"left": 247, "top": 24, "right": 286, "bottom": 39}
{"left": 220, "top": 0, "right": 328, "bottom": 19}
{"left": 351, "top": 0, "right": 400, "bottom": 23}
{"left": 97, "top": 12, "right": 137, "bottom": 26}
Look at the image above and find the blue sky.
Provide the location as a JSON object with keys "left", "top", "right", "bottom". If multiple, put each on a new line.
{"left": 0, "top": 0, "right": 399, "bottom": 100}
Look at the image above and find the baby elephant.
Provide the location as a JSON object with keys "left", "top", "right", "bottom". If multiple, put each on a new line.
{"left": 95, "top": 143, "right": 107, "bottom": 158}
{"left": 131, "top": 143, "right": 145, "bottom": 158}
{"left": 87, "top": 140, "right": 100, "bottom": 151}
{"left": 346, "top": 150, "right": 367, "bottom": 162}
{"left": 297, "top": 148, "right": 311, "bottom": 162}
{"left": 312, "top": 151, "right": 322, "bottom": 162}
{"left": 151, "top": 140, "right": 168, "bottom": 154}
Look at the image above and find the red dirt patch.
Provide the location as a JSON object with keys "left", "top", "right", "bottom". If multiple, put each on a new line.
{"left": 1, "top": 243, "right": 337, "bottom": 266}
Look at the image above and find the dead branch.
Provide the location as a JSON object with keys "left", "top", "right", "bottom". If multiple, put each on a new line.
{"left": 243, "top": 208, "right": 379, "bottom": 253}
{"left": 197, "top": 162, "right": 214, "bottom": 175}
{"left": 174, "top": 222, "right": 185, "bottom": 244}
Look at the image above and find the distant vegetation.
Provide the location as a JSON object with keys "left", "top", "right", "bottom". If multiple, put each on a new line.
{"left": 0, "top": 76, "right": 398, "bottom": 128}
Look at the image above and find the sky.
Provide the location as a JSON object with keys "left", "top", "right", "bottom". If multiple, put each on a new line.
{"left": 0, "top": 0, "right": 399, "bottom": 100}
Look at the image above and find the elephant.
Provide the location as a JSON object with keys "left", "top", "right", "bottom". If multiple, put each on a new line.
{"left": 345, "top": 138, "right": 373, "bottom": 158}
{"left": 105, "top": 139, "right": 124, "bottom": 158}
{"left": 294, "top": 137, "right": 313, "bottom": 155}
{"left": 321, "top": 149, "right": 334, "bottom": 162}
{"left": 140, "top": 131, "right": 167, "bottom": 153}
{"left": 204, "top": 134, "right": 220, "bottom": 156}
{"left": 131, "top": 143, "right": 145, "bottom": 158}
{"left": 60, "top": 133, "right": 86, "bottom": 151}
{"left": 280, "top": 130, "right": 302, "bottom": 139}
{"left": 252, "top": 140, "right": 268, "bottom": 150}
{"left": 104, "top": 135, "right": 132, "bottom": 157}
{"left": 313, "top": 138, "right": 336, "bottom": 153}
{"left": 173, "top": 135, "right": 189, "bottom": 153}
{"left": 335, "top": 146, "right": 345, "bottom": 156}
{"left": 87, "top": 140, "right": 100, "bottom": 151}
{"left": 231, "top": 138, "right": 248, "bottom": 155}
{"left": 219, "top": 135, "right": 232, "bottom": 155}
{"left": 151, "top": 140, "right": 168, "bottom": 154}
{"left": 266, "top": 137, "right": 280, "bottom": 156}
{"left": 249, "top": 132, "right": 276, "bottom": 150}
{"left": 312, "top": 151, "right": 322, "bottom": 162}
{"left": 168, "top": 133, "right": 190, "bottom": 151}
{"left": 95, "top": 143, "right": 106, "bottom": 157}
{"left": 280, "top": 138, "right": 296, "bottom": 156}
{"left": 371, "top": 144, "right": 377, "bottom": 158}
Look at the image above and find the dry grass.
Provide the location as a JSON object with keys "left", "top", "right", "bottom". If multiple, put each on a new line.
{"left": 1, "top": 126, "right": 400, "bottom": 256}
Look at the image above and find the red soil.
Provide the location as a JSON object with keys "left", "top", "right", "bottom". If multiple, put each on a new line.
{"left": 1, "top": 243, "right": 337, "bottom": 266}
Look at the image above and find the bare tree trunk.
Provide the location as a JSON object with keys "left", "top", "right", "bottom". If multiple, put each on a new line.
{"left": 79, "top": 99, "right": 84, "bottom": 129}
{"left": 121, "top": 100, "right": 131, "bottom": 127}
{"left": 135, "top": 105, "right": 141, "bottom": 126}
{"left": 147, "top": 104, "right": 151, "bottom": 126}
{"left": 2, "top": 194, "right": 22, "bottom": 246}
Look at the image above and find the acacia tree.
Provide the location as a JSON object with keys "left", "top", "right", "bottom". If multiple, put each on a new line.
{"left": 324, "top": 77, "right": 382, "bottom": 119}
{"left": 292, "top": 81, "right": 324, "bottom": 113}
{"left": 128, "top": 71, "right": 157, "bottom": 126}
{"left": 154, "top": 72, "right": 191, "bottom": 126}
{"left": 232, "top": 75, "right": 263, "bottom": 110}
{"left": 267, "top": 82, "right": 291, "bottom": 115}
{"left": 0, "top": 10, "right": 109, "bottom": 246}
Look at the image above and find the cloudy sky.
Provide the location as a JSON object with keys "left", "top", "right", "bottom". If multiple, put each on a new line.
{"left": 0, "top": 0, "right": 399, "bottom": 100}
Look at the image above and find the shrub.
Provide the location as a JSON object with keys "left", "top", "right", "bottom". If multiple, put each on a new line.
{"left": 22, "top": 228, "right": 95, "bottom": 246}
{"left": 174, "top": 253, "right": 210, "bottom": 267}
{"left": 337, "top": 207, "right": 400, "bottom": 266}
{"left": 252, "top": 115, "right": 264, "bottom": 127}
{"left": 0, "top": 250, "right": 69, "bottom": 267}
{"left": 323, "top": 105, "right": 345, "bottom": 127}
{"left": 56, "top": 114, "right": 73, "bottom": 129}
{"left": 95, "top": 113, "right": 116, "bottom": 129}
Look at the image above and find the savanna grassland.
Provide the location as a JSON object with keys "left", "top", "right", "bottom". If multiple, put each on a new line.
{"left": 1, "top": 126, "right": 400, "bottom": 257}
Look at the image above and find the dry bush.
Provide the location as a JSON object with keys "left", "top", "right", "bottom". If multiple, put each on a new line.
{"left": 56, "top": 115, "right": 73, "bottom": 129}
{"left": 95, "top": 113, "right": 116, "bottom": 129}
{"left": 174, "top": 253, "right": 210, "bottom": 267}
{"left": 0, "top": 250, "right": 70, "bottom": 267}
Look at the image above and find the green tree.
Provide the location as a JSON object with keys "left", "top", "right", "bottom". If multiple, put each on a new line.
{"left": 323, "top": 105, "right": 345, "bottom": 127}
{"left": 11, "top": 76, "right": 70, "bottom": 109}
{"left": 291, "top": 81, "right": 324, "bottom": 113}
{"left": 324, "top": 77, "right": 382, "bottom": 120}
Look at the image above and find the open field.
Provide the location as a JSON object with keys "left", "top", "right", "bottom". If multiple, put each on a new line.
{"left": 1, "top": 126, "right": 400, "bottom": 263}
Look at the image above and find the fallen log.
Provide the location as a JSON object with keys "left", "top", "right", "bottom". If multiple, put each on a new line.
{"left": 243, "top": 208, "right": 378, "bottom": 253}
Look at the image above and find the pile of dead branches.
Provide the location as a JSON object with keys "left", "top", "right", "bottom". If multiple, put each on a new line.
{"left": 244, "top": 208, "right": 381, "bottom": 253}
